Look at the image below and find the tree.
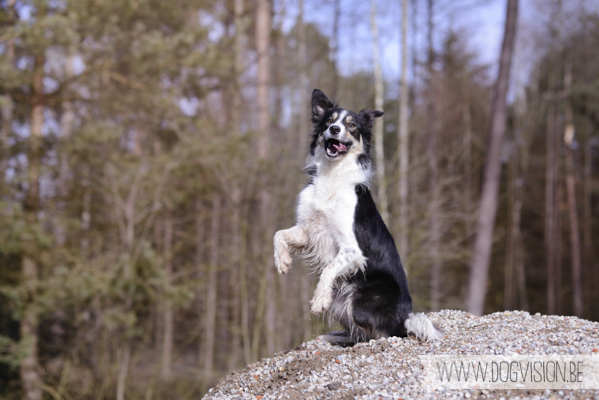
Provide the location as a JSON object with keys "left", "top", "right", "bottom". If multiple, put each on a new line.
{"left": 397, "top": 0, "right": 410, "bottom": 258}
{"left": 370, "top": 0, "right": 389, "bottom": 223}
{"left": 466, "top": 0, "right": 519, "bottom": 316}
{"left": 426, "top": 0, "right": 443, "bottom": 311}
{"left": 563, "top": 66, "right": 583, "bottom": 317}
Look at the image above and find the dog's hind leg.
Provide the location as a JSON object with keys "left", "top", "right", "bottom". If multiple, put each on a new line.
{"left": 273, "top": 226, "right": 308, "bottom": 274}
{"left": 315, "top": 331, "right": 355, "bottom": 346}
{"left": 349, "top": 273, "right": 409, "bottom": 341}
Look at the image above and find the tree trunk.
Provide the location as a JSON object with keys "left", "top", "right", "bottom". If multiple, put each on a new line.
{"left": 298, "top": 0, "right": 308, "bottom": 138}
{"left": 232, "top": 0, "right": 245, "bottom": 135}
{"left": 582, "top": 127, "right": 595, "bottom": 318}
{"left": 504, "top": 131, "right": 528, "bottom": 311}
{"left": 331, "top": 0, "right": 341, "bottom": 98}
{"left": 256, "top": 0, "right": 276, "bottom": 357}
{"left": 555, "top": 175, "right": 563, "bottom": 316}
{"left": 545, "top": 99, "right": 558, "bottom": 314}
{"left": 370, "top": 0, "right": 389, "bottom": 224}
{"left": 161, "top": 214, "right": 174, "bottom": 378}
{"left": 227, "top": 0, "right": 246, "bottom": 369}
{"left": 564, "top": 131, "right": 582, "bottom": 316}
{"left": 504, "top": 146, "right": 517, "bottom": 311}
{"left": 20, "top": 259, "right": 42, "bottom": 400}
{"left": 236, "top": 192, "right": 252, "bottom": 364}
{"left": 513, "top": 96, "right": 530, "bottom": 311}
{"left": 462, "top": 75, "right": 474, "bottom": 235}
{"left": 466, "top": 0, "right": 518, "bottom": 316}
{"left": 297, "top": 0, "right": 312, "bottom": 345}
{"left": 563, "top": 67, "right": 583, "bottom": 317}
{"left": 545, "top": 0, "right": 566, "bottom": 317}
{"left": 426, "top": 0, "right": 442, "bottom": 312}
{"left": 20, "top": 52, "right": 45, "bottom": 400}
{"left": 81, "top": 166, "right": 91, "bottom": 251}
{"left": 410, "top": 0, "right": 418, "bottom": 90}
{"left": 55, "top": 54, "right": 75, "bottom": 247}
{"left": 232, "top": 0, "right": 251, "bottom": 363}
{"left": 203, "top": 194, "right": 221, "bottom": 385}
{"left": 397, "top": 0, "right": 409, "bottom": 259}
{"left": 195, "top": 199, "right": 205, "bottom": 365}
{"left": 514, "top": 193, "right": 529, "bottom": 311}
{"left": 256, "top": 0, "right": 271, "bottom": 161}
{"left": 0, "top": 0, "right": 16, "bottom": 180}
{"left": 116, "top": 344, "right": 130, "bottom": 400}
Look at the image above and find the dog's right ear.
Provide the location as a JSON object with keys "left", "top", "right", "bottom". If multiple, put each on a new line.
{"left": 311, "top": 89, "right": 335, "bottom": 121}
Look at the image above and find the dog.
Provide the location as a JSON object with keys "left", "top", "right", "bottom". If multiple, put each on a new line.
{"left": 273, "top": 89, "right": 442, "bottom": 344}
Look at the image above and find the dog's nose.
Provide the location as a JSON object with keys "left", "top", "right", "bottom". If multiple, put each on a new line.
{"left": 329, "top": 125, "right": 340, "bottom": 136}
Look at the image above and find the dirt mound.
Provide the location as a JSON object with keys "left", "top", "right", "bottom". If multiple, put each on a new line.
{"left": 204, "top": 310, "right": 599, "bottom": 399}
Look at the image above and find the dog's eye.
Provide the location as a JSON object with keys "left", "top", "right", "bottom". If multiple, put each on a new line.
{"left": 326, "top": 118, "right": 333, "bottom": 124}
{"left": 348, "top": 123, "right": 356, "bottom": 128}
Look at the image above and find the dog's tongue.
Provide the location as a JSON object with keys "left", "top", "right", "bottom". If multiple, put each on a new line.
{"left": 332, "top": 142, "right": 347, "bottom": 152}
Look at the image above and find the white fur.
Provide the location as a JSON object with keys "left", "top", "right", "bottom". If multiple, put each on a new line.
{"left": 273, "top": 226, "right": 307, "bottom": 274}
{"left": 404, "top": 313, "right": 444, "bottom": 342}
{"left": 273, "top": 124, "right": 372, "bottom": 314}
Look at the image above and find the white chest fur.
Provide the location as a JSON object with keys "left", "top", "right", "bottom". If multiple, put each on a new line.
{"left": 295, "top": 153, "right": 369, "bottom": 271}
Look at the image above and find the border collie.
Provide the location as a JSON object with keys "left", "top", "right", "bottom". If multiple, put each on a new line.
{"left": 273, "top": 89, "right": 442, "bottom": 344}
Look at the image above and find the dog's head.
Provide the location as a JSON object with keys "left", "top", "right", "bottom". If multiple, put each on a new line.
{"left": 309, "top": 89, "right": 383, "bottom": 164}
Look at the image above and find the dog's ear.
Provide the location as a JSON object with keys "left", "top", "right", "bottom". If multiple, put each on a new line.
{"left": 311, "top": 89, "right": 335, "bottom": 121}
{"left": 358, "top": 109, "right": 384, "bottom": 130}
{"left": 370, "top": 110, "right": 384, "bottom": 119}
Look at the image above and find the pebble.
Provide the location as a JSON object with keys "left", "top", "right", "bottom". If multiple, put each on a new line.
{"left": 203, "top": 310, "right": 599, "bottom": 399}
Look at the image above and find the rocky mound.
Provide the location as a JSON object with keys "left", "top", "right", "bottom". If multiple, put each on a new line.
{"left": 203, "top": 310, "right": 599, "bottom": 399}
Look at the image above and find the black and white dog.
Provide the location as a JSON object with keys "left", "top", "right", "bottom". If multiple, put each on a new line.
{"left": 273, "top": 89, "right": 442, "bottom": 343}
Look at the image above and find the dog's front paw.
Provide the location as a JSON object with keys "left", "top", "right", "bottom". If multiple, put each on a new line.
{"left": 273, "top": 232, "right": 293, "bottom": 274}
{"left": 274, "top": 248, "right": 292, "bottom": 274}
{"left": 310, "top": 288, "right": 333, "bottom": 314}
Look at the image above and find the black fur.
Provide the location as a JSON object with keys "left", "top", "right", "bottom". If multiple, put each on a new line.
{"left": 349, "top": 185, "right": 412, "bottom": 339}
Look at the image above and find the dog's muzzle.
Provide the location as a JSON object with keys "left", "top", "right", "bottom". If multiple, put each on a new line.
{"left": 324, "top": 131, "right": 352, "bottom": 159}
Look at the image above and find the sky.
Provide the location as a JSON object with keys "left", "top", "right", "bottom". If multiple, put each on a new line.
{"left": 299, "top": 0, "right": 508, "bottom": 75}
{"left": 294, "top": 0, "right": 542, "bottom": 93}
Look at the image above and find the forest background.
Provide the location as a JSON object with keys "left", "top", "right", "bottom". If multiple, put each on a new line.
{"left": 1, "top": 0, "right": 598, "bottom": 398}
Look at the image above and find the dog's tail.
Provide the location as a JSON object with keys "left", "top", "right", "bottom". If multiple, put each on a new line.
{"left": 404, "top": 312, "right": 444, "bottom": 342}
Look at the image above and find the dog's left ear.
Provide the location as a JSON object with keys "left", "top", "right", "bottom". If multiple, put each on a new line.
{"left": 359, "top": 109, "right": 384, "bottom": 130}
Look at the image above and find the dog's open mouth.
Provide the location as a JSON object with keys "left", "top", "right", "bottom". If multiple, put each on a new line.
{"left": 325, "top": 139, "right": 351, "bottom": 158}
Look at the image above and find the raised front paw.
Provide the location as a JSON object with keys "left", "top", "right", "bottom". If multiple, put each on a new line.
{"left": 274, "top": 248, "right": 292, "bottom": 274}
{"left": 310, "top": 287, "right": 333, "bottom": 314}
{"left": 273, "top": 232, "right": 293, "bottom": 274}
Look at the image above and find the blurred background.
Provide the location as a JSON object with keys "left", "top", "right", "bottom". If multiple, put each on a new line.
{"left": 1, "top": 0, "right": 598, "bottom": 398}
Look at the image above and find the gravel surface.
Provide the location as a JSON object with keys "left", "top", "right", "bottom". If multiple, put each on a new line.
{"left": 203, "top": 310, "right": 599, "bottom": 399}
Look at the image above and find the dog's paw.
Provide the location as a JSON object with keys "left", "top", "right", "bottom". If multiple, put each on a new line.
{"left": 274, "top": 249, "right": 292, "bottom": 274}
{"left": 310, "top": 288, "right": 332, "bottom": 314}
{"left": 273, "top": 232, "right": 293, "bottom": 274}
